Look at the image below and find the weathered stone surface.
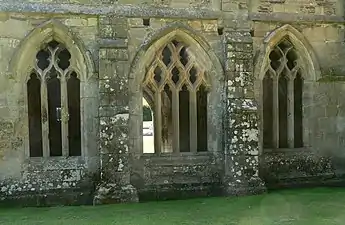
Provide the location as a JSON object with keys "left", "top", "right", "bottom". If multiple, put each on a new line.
{"left": 0, "top": 0, "right": 345, "bottom": 206}
{"left": 93, "top": 183, "right": 138, "bottom": 205}
{"left": 260, "top": 152, "right": 335, "bottom": 188}
{"left": 224, "top": 30, "right": 266, "bottom": 196}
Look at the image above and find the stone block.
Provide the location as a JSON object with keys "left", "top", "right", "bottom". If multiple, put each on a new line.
{"left": 0, "top": 18, "right": 29, "bottom": 39}
{"left": 62, "top": 18, "right": 88, "bottom": 27}
{"left": 187, "top": 20, "right": 202, "bottom": 31}
{"left": 222, "top": 1, "right": 239, "bottom": 12}
{"left": 93, "top": 183, "right": 138, "bottom": 205}
{"left": 202, "top": 20, "right": 218, "bottom": 33}
{"left": 99, "top": 24, "right": 116, "bottom": 39}
{"left": 99, "top": 59, "right": 117, "bottom": 80}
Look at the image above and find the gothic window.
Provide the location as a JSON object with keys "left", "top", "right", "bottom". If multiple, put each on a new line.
{"left": 27, "top": 40, "right": 81, "bottom": 157}
{"left": 143, "top": 40, "right": 209, "bottom": 153}
{"left": 263, "top": 38, "right": 303, "bottom": 149}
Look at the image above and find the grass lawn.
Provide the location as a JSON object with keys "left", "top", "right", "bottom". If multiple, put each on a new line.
{"left": 1, "top": 188, "right": 345, "bottom": 225}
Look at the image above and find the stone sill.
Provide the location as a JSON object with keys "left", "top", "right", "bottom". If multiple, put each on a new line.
{"left": 98, "top": 39, "right": 128, "bottom": 49}
{"left": 141, "top": 152, "right": 214, "bottom": 165}
{"left": 24, "top": 156, "right": 87, "bottom": 169}
{"left": 141, "top": 151, "right": 212, "bottom": 158}
{"left": 317, "top": 76, "right": 345, "bottom": 82}
{"left": 262, "top": 147, "right": 312, "bottom": 154}
{"left": 273, "top": 173, "right": 335, "bottom": 180}
{"left": 263, "top": 0, "right": 286, "bottom": 3}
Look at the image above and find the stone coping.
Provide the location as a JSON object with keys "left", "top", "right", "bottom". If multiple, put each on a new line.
{"left": 0, "top": 2, "right": 343, "bottom": 23}
{"left": 0, "top": 2, "right": 221, "bottom": 19}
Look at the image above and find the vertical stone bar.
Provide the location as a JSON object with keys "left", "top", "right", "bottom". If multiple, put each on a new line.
{"left": 272, "top": 77, "right": 279, "bottom": 148}
{"left": 60, "top": 75, "right": 69, "bottom": 157}
{"left": 41, "top": 79, "right": 50, "bottom": 158}
{"left": 154, "top": 91, "right": 162, "bottom": 154}
{"left": 189, "top": 91, "right": 197, "bottom": 153}
{"left": 172, "top": 90, "right": 180, "bottom": 153}
{"left": 287, "top": 78, "right": 294, "bottom": 148}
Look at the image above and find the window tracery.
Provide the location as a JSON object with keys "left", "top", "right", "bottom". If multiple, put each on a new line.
{"left": 143, "top": 39, "right": 209, "bottom": 153}
{"left": 263, "top": 38, "right": 303, "bottom": 149}
{"left": 28, "top": 40, "right": 81, "bottom": 157}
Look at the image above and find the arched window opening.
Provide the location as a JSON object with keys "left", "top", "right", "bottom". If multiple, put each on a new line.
{"left": 262, "top": 38, "right": 304, "bottom": 150}
{"left": 47, "top": 68, "right": 62, "bottom": 156}
{"left": 142, "top": 39, "right": 209, "bottom": 154}
{"left": 27, "top": 40, "right": 81, "bottom": 157}
{"left": 197, "top": 84, "right": 208, "bottom": 152}
{"left": 262, "top": 74, "right": 273, "bottom": 149}
{"left": 294, "top": 73, "right": 303, "bottom": 148}
{"left": 278, "top": 73, "right": 288, "bottom": 148}
{"left": 27, "top": 73, "right": 43, "bottom": 157}
{"left": 179, "top": 84, "right": 190, "bottom": 152}
{"left": 142, "top": 97, "right": 154, "bottom": 154}
{"left": 68, "top": 72, "right": 81, "bottom": 156}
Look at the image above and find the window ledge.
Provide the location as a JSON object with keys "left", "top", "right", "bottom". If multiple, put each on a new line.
{"left": 26, "top": 155, "right": 83, "bottom": 160}
{"left": 24, "top": 156, "right": 86, "bottom": 169}
{"left": 262, "top": 147, "right": 312, "bottom": 154}
{"left": 142, "top": 152, "right": 211, "bottom": 157}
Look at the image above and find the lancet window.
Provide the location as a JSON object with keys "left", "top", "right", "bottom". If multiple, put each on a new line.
{"left": 143, "top": 40, "right": 209, "bottom": 153}
{"left": 27, "top": 40, "right": 81, "bottom": 157}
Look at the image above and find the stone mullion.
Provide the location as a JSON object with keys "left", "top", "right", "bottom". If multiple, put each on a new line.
{"left": 272, "top": 76, "right": 279, "bottom": 149}
{"left": 287, "top": 77, "right": 295, "bottom": 148}
{"left": 154, "top": 91, "right": 162, "bottom": 154}
{"left": 189, "top": 90, "right": 198, "bottom": 153}
{"left": 169, "top": 46, "right": 180, "bottom": 153}
{"left": 40, "top": 78, "right": 50, "bottom": 158}
{"left": 60, "top": 73, "right": 69, "bottom": 157}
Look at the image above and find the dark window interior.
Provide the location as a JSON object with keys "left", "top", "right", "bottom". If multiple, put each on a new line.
{"left": 263, "top": 74, "right": 273, "bottom": 149}
{"left": 28, "top": 40, "right": 81, "bottom": 157}
{"left": 27, "top": 73, "right": 43, "bottom": 157}
{"left": 278, "top": 73, "right": 288, "bottom": 148}
{"left": 68, "top": 72, "right": 81, "bottom": 156}
{"left": 294, "top": 72, "right": 303, "bottom": 148}
{"left": 197, "top": 84, "right": 208, "bottom": 152}
{"left": 47, "top": 68, "right": 62, "bottom": 156}
{"left": 179, "top": 85, "right": 190, "bottom": 152}
{"left": 263, "top": 38, "right": 303, "bottom": 150}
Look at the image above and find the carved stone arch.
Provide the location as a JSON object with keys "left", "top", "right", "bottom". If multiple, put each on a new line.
{"left": 11, "top": 19, "right": 98, "bottom": 160}
{"left": 254, "top": 24, "right": 321, "bottom": 82}
{"left": 129, "top": 22, "right": 224, "bottom": 88}
{"left": 128, "top": 23, "right": 224, "bottom": 155}
{"left": 10, "top": 19, "right": 96, "bottom": 83}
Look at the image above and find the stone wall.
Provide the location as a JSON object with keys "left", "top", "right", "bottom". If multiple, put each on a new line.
{"left": 0, "top": 0, "right": 344, "bottom": 206}
{"left": 0, "top": 13, "right": 99, "bottom": 205}
{"left": 95, "top": 15, "right": 227, "bottom": 203}
{"left": 252, "top": 1, "right": 345, "bottom": 187}
{"left": 250, "top": 0, "right": 340, "bottom": 16}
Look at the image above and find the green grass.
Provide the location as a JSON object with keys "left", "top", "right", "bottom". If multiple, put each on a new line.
{"left": 1, "top": 188, "right": 345, "bottom": 225}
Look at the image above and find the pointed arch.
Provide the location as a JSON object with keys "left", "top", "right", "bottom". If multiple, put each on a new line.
{"left": 255, "top": 24, "right": 318, "bottom": 153}
{"left": 10, "top": 19, "right": 98, "bottom": 159}
{"left": 10, "top": 19, "right": 95, "bottom": 83}
{"left": 128, "top": 23, "right": 224, "bottom": 155}
{"left": 129, "top": 22, "right": 224, "bottom": 88}
{"left": 254, "top": 24, "right": 321, "bottom": 81}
